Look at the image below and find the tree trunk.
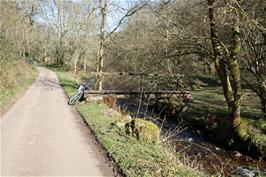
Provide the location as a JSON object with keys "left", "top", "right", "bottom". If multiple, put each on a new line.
{"left": 74, "top": 57, "right": 78, "bottom": 75}
{"left": 73, "top": 50, "right": 80, "bottom": 75}
{"left": 259, "top": 81, "right": 266, "bottom": 118}
{"left": 207, "top": 0, "right": 233, "bottom": 108}
{"left": 97, "top": 0, "right": 108, "bottom": 90}
{"left": 261, "top": 98, "right": 266, "bottom": 118}
{"left": 207, "top": 0, "right": 243, "bottom": 140}
{"left": 59, "top": 38, "right": 65, "bottom": 67}
{"left": 83, "top": 57, "right": 87, "bottom": 71}
{"left": 24, "top": 23, "right": 30, "bottom": 59}
{"left": 228, "top": 12, "right": 242, "bottom": 126}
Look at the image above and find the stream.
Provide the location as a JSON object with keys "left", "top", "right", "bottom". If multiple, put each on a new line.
{"left": 116, "top": 96, "right": 266, "bottom": 177}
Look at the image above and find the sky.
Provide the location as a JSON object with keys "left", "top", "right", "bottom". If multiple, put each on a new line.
{"left": 107, "top": 0, "right": 140, "bottom": 31}
{"left": 35, "top": 0, "right": 140, "bottom": 32}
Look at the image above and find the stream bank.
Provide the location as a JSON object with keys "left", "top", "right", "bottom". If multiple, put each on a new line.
{"left": 116, "top": 95, "right": 266, "bottom": 176}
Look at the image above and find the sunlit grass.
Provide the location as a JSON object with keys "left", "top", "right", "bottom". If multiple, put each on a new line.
{"left": 55, "top": 68, "right": 208, "bottom": 177}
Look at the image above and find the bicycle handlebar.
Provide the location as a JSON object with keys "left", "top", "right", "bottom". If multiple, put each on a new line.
{"left": 81, "top": 80, "right": 91, "bottom": 89}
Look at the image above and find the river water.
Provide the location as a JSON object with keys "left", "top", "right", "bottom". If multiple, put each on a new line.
{"left": 117, "top": 96, "right": 266, "bottom": 176}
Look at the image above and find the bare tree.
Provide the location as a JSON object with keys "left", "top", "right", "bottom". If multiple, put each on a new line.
{"left": 38, "top": 0, "right": 97, "bottom": 69}
{"left": 95, "top": 0, "right": 151, "bottom": 90}
{"left": 240, "top": 0, "right": 266, "bottom": 118}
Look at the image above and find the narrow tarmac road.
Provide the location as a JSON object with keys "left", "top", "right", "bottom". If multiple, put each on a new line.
{"left": 1, "top": 67, "right": 113, "bottom": 176}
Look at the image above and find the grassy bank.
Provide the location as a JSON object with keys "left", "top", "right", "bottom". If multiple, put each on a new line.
{"left": 157, "top": 75, "right": 266, "bottom": 156}
{"left": 55, "top": 69, "right": 207, "bottom": 177}
{"left": 189, "top": 86, "right": 266, "bottom": 154}
{"left": 0, "top": 59, "right": 37, "bottom": 113}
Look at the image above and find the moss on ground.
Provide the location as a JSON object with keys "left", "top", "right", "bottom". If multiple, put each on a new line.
{"left": 125, "top": 118, "right": 160, "bottom": 144}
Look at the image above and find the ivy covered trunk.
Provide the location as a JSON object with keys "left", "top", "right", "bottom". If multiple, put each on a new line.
{"left": 207, "top": 0, "right": 242, "bottom": 138}
{"left": 228, "top": 12, "right": 242, "bottom": 127}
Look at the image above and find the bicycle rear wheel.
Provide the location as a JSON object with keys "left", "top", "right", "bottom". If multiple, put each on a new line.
{"left": 68, "top": 92, "right": 83, "bottom": 105}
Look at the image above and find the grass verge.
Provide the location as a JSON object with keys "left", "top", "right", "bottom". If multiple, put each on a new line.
{"left": 55, "top": 69, "right": 208, "bottom": 177}
{"left": 0, "top": 60, "right": 37, "bottom": 113}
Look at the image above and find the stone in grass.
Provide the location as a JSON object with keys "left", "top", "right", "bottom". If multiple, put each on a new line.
{"left": 125, "top": 118, "right": 160, "bottom": 144}
{"left": 113, "top": 114, "right": 132, "bottom": 127}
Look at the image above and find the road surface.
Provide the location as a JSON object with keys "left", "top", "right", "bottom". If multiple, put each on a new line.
{"left": 1, "top": 67, "right": 113, "bottom": 176}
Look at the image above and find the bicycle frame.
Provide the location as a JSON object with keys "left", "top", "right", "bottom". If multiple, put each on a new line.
{"left": 68, "top": 81, "right": 91, "bottom": 105}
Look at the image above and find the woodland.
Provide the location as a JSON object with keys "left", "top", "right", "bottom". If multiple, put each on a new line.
{"left": 0, "top": 0, "right": 265, "bottom": 176}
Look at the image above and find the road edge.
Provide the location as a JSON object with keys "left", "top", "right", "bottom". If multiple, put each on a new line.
{"left": 54, "top": 70, "right": 124, "bottom": 177}
{"left": 1, "top": 68, "right": 39, "bottom": 117}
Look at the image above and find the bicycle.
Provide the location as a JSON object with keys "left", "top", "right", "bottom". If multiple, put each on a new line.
{"left": 68, "top": 81, "right": 91, "bottom": 105}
